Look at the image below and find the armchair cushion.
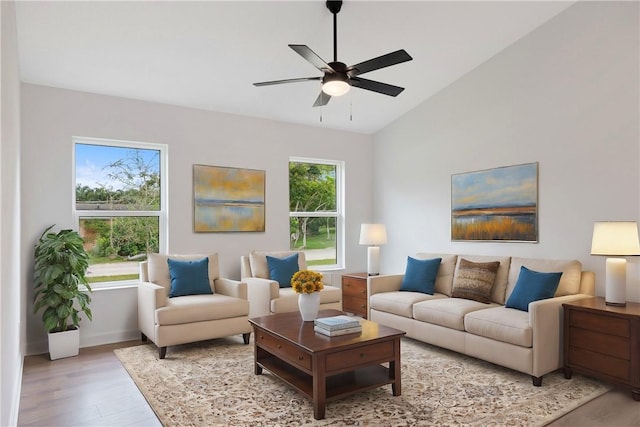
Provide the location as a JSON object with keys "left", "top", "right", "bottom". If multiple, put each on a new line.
{"left": 266, "top": 253, "right": 299, "bottom": 288}
{"left": 167, "top": 257, "right": 212, "bottom": 297}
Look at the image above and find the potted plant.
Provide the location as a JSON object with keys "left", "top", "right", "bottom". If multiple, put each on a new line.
{"left": 33, "top": 225, "right": 92, "bottom": 360}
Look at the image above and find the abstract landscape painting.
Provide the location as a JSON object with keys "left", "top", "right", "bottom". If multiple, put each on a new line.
{"left": 451, "top": 162, "right": 538, "bottom": 241}
{"left": 193, "top": 165, "right": 265, "bottom": 232}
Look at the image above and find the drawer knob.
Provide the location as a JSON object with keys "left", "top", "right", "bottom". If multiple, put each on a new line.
{"left": 259, "top": 335, "right": 263, "bottom": 339}
{"left": 360, "top": 353, "right": 365, "bottom": 358}
{"left": 361, "top": 304, "right": 366, "bottom": 308}
{"left": 361, "top": 290, "right": 366, "bottom": 294}
{"left": 298, "top": 355, "right": 304, "bottom": 361}
{"left": 277, "top": 344, "right": 282, "bottom": 349}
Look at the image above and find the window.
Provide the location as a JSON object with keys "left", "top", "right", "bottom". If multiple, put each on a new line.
{"left": 289, "top": 157, "right": 344, "bottom": 269}
{"left": 74, "top": 137, "right": 168, "bottom": 287}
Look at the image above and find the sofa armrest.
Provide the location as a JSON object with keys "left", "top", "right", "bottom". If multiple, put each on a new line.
{"left": 528, "top": 293, "right": 592, "bottom": 377}
{"left": 215, "top": 277, "right": 247, "bottom": 300}
{"left": 245, "top": 277, "right": 280, "bottom": 318}
{"left": 368, "top": 274, "right": 404, "bottom": 296}
{"left": 137, "top": 281, "right": 167, "bottom": 340}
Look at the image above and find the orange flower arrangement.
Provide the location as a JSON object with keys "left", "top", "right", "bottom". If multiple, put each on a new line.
{"left": 291, "top": 270, "right": 324, "bottom": 294}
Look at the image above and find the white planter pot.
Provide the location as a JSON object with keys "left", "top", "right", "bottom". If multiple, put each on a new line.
{"left": 48, "top": 328, "right": 80, "bottom": 360}
{"left": 298, "top": 292, "right": 320, "bottom": 321}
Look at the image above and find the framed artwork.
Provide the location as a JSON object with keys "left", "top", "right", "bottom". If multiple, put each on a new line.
{"left": 451, "top": 162, "right": 538, "bottom": 242}
{"left": 193, "top": 164, "right": 265, "bottom": 232}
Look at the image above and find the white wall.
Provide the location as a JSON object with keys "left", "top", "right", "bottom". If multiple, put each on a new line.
{"left": 1, "top": 1, "right": 24, "bottom": 425}
{"left": 21, "top": 84, "right": 373, "bottom": 354}
{"left": 373, "top": 2, "right": 640, "bottom": 300}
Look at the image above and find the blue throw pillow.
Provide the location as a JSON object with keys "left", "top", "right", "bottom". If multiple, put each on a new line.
{"left": 400, "top": 256, "right": 442, "bottom": 294}
{"left": 266, "top": 253, "right": 299, "bottom": 288}
{"left": 505, "top": 266, "right": 562, "bottom": 312}
{"left": 167, "top": 257, "right": 212, "bottom": 298}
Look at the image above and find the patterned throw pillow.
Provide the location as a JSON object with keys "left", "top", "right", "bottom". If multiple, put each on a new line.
{"left": 451, "top": 258, "right": 500, "bottom": 303}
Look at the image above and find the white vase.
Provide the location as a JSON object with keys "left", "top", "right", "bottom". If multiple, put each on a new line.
{"left": 48, "top": 327, "right": 80, "bottom": 360}
{"left": 298, "top": 292, "right": 320, "bottom": 321}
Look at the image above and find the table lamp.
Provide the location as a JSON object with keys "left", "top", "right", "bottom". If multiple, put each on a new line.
{"left": 590, "top": 221, "right": 640, "bottom": 306}
{"left": 359, "top": 224, "right": 387, "bottom": 276}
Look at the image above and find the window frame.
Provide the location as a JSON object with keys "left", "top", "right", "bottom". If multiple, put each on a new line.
{"left": 73, "top": 136, "right": 169, "bottom": 289}
{"left": 289, "top": 156, "right": 345, "bottom": 271}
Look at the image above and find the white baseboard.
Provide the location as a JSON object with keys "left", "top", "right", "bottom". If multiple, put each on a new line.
{"left": 8, "top": 355, "right": 23, "bottom": 427}
{"left": 26, "top": 329, "right": 140, "bottom": 356}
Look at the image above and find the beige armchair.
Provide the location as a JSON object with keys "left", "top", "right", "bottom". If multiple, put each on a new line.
{"left": 138, "top": 253, "right": 251, "bottom": 359}
{"left": 240, "top": 250, "right": 342, "bottom": 318}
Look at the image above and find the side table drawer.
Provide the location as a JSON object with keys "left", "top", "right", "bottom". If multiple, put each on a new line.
{"left": 569, "top": 327, "right": 629, "bottom": 359}
{"left": 342, "top": 277, "right": 367, "bottom": 298}
{"left": 343, "top": 297, "right": 367, "bottom": 317}
{"left": 256, "top": 330, "right": 311, "bottom": 371}
{"left": 568, "top": 346, "right": 630, "bottom": 381}
{"left": 569, "top": 310, "right": 629, "bottom": 338}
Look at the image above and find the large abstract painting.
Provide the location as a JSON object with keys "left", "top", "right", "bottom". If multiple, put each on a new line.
{"left": 451, "top": 162, "right": 538, "bottom": 242}
{"left": 193, "top": 165, "right": 265, "bottom": 232}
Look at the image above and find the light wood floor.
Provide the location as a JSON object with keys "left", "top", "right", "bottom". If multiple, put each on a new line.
{"left": 18, "top": 340, "right": 640, "bottom": 426}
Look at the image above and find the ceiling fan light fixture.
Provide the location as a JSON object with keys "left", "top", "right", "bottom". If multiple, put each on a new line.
{"left": 322, "top": 75, "right": 350, "bottom": 96}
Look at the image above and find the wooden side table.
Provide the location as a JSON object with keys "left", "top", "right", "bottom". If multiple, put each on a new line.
{"left": 563, "top": 297, "right": 640, "bottom": 401}
{"left": 342, "top": 272, "right": 368, "bottom": 319}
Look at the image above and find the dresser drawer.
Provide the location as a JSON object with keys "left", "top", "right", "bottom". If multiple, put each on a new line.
{"left": 569, "top": 327, "right": 629, "bottom": 359}
{"left": 325, "top": 340, "right": 394, "bottom": 373}
{"left": 256, "top": 330, "right": 311, "bottom": 371}
{"left": 569, "top": 310, "right": 629, "bottom": 338}
{"left": 342, "top": 277, "right": 367, "bottom": 298}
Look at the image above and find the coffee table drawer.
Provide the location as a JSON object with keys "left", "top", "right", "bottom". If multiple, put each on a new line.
{"left": 257, "top": 331, "right": 311, "bottom": 371}
{"left": 325, "top": 340, "right": 394, "bottom": 373}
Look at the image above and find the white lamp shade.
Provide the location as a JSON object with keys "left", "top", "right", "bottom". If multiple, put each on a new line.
{"left": 359, "top": 224, "right": 388, "bottom": 246}
{"left": 591, "top": 221, "right": 640, "bottom": 256}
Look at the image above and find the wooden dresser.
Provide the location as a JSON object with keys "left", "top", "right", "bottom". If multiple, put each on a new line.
{"left": 341, "top": 273, "right": 368, "bottom": 319}
{"left": 563, "top": 297, "right": 640, "bottom": 400}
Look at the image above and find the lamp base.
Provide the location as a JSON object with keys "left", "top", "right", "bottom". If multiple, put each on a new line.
{"left": 367, "top": 246, "right": 380, "bottom": 276}
{"left": 605, "top": 301, "right": 627, "bottom": 307}
{"left": 605, "top": 257, "right": 627, "bottom": 307}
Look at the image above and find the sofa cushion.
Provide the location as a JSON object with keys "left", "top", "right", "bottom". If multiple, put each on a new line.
{"left": 413, "top": 298, "right": 500, "bottom": 331}
{"left": 505, "top": 266, "right": 562, "bottom": 311}
{"left": 167, "top": 257, "right": 212, "bottom": 298}
{"left": 147, "top": 253, "right": 218, "bottom": 292}
{"left": 453, "top": 255, "right": 511, "bottom": 304}
{"left": 464, "top": 306, "right": 532, "bottom": 348}
{"left": 400, "top": 256, "right": 441, "bottom": 294}
{"left": 249, "top": 250, "right": 307, "bottom": 279}
{"left": 507, "top": 257, "right": 581, "bottom": 298}
{"left": 415, "top": 253, "right": 458, "bottom": 296}
{"left": 451, "top": 259, "right": 500, "bottom": 303}
{"left": 155, "top": 294, "right": 249, "bottom": 326}
{"left": 369, "top": 291, "right": 447, "bottom": 318}
{"left": 266, "top": 253, "right": 299, "bottom": 288}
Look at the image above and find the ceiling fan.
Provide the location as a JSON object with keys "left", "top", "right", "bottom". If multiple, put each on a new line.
{"left": 253, "top": 0, "right": 413, "bottom": 107}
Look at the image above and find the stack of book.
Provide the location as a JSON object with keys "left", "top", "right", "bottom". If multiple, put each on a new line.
{"left": 314, "top": 315, "right": 362, "bottom": 337}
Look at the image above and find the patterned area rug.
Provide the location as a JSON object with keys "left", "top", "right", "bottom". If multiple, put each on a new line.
{"left": 114, "top": 336, "right": 609, "bottom": 426}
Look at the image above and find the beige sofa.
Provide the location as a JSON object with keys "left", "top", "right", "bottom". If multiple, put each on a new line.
{"left": 138, "top": 253, "right": 252, "bottom": 359}
{"left": 240, "top": 250, "right": 342, "bottom": 318}
{"left": 368, "top": 254, "right": 595, "bottom": 386}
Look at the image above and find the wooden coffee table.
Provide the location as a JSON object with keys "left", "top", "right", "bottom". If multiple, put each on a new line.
{"left": 248, "top": 309, "right": 405, "bottom": 420}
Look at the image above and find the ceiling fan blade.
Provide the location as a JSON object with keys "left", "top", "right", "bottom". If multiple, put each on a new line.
{"left": 350, "top": 77, "right": 405, "bottom": 97}
{"left": 289, "top": 45, "right": 335, "bottom": 73}
{"left": 313, "top": 91, "right": 331, "bottom": 107}
{"left": 348, "top": 49, "right": 413, "bottom": 76}
{"left": 253, "top": 77, "right": 321, "bottom": 87}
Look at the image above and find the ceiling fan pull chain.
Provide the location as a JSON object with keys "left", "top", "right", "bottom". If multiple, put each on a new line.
{"left": 320, "top": 107, "right": 323, "bottom": 123}
{"left": 350, "top": 92, "right": 353, "bottom": 121}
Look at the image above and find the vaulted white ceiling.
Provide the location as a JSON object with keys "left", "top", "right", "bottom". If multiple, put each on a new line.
{"left": 15, "top": 1, "right": 575, "bottom": 134}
